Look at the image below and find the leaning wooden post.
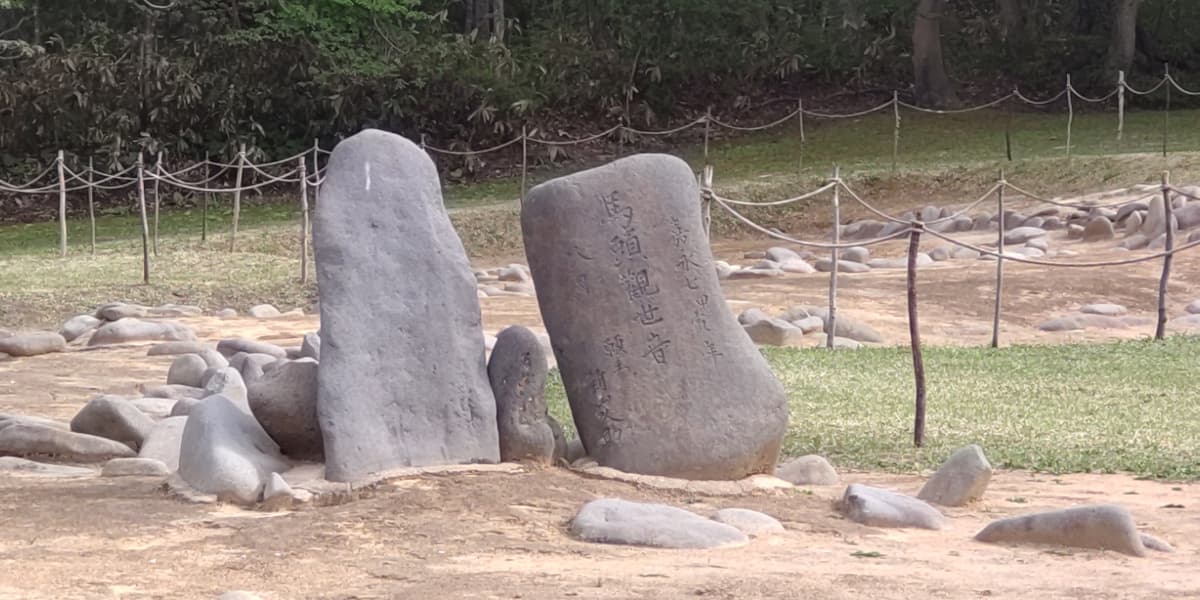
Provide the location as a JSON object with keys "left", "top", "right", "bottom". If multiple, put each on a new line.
{"left": 152, "top": 150, "right": 162, "bottom": 256}
{"left": 520, "top": 125, "right": 529, "bottom": 202}
{"left": 907, "top": 221, "right": 927, "bottom": 447}
{"left": 797, "top": 98, "right": 806, "bottom": 174}
{"left": 892, "top": 90, "right": 901, "bottom": 173}
{"left": 827, "top": 165, "right": 841, "bottom": 350}
{"left": 87, "top": 157, "right": 96, "bottom": 255}
{"left": 702, "top": 166, "right": 714, "bottom": 240}
{"left": 201, "top": 152, "right": 210, "bottom": 243}
{"left": 1117, "top": 71, "right": 1126, "bottom": 143}
{"left": 1065, "top": 74, "right": 1074, "bottom": 160}
{"left": 56, "top": 150, "right": 67, "bottom": 258}
{"left": 991, "top": 170, "right": 1006, "bottom": 349}
{"left": 230, "top": 143, "right": 245, "bottom": 252}
{"left": 136, "top": 154, "right": 151, "bottom": 284}
{"left": 703, "top": 107, "right": 712, "bottom": 169}
{"left": 1155, "top": 171, "right": 1174, "bottom": 340}
{"left": 311, "top": 138, "right": 321, "bottom": 198}
{"left": 298, "top": 157, "right": 310, "bottom": 284}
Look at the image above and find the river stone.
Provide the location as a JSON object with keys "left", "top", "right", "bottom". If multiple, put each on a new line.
{"left": 737, "top": 308, "right": 771, "bottom": 326}
{"left": 0, "top": 457, "right": 94, "bottom": 478}
{"left": 974, "top": 505, "right": 1164, "bottom": 557}
{"left": 170, "top": 398, "right": 201, "bottom": 417}
{"left": 928, "top": 246, "right": 951, "bottom": 261}
{"left": 1080, "top": 303, "right": 1127, "bottom": 317}
{"left": 60, "top": 315, "right": 102, "bottom": 343}
{"left": 248, "top": 358, "right": 322, "bottom": 461}
{"left": 1025, "top": 237, "right": 1050, "bottom": 252}
{"left": 917, "top": 444, "right": 992, "bottom": 507}
{"left": 147, "top": 341, "right": 212, "bottom": 357}
{"left": 1082, "top": 217, "right": 1115, "bottom": 242}
{"left": 1142, "top": 195, "right": 1167, "bottom": 238}
{"left": 522, "top": 154, "right": 788, "bottom": 480}
{"left": 70, "top": 395, "right": 154, "bottom": 450}
{"left": 1116, "top": 202, "right": 1148, "bottom": 222}
{"left": 712, "top": 508, "right": 785, "bottom": 537}
{"left": 1187, "top": 299, "right": 1200, "bottom": 315}
{"left": 1003, "top": 227, "right": 1047, "bottom": 245}
{"left": 1121, "top": 233, "right": 1149, "bottom": 250}
{"left": 0, "top": 332, "right": 66, "bottom": 357}
{"left": 1066, "top": 224, "right": 1085, "bottom": 239}
{"left": 814, "top": 258, "right": 871, "bottom": 273}
{"left": 217, "top": 338, "right": 287, "bottom": 359}
{"left": 203, "top": 367, "right": 249, "bottom": 411}
{"left": 248, "top": 304, "right": 281, "bottom": 318}
{"left": 139, "top": 416, "right": 187, "bottom": 471}
{"left": 0, "top": 423, "right": 136, "bottom": 462}
{"left": 101, "top": 457, "right": 170, "bottom": 478}
{"left": 129, "top": 397, "right": 177, "bottom": 421}
{"left": 951, "top": 247, "right": 981, "bottom": 260}
{"left": 1175, "top": 203, "right": 1200, "bottom": 230}
{"left": 88, "top": 319, "right": 195, "bottom": 346}
{"left": 95, "top": 302, "right": 148, "bottom": 321}
{"left": 742, "top": 318, "right": 805, "bottom": 347}
{"left": 144, "top": 384, "right": 207, "bottom": 401}
{"left": 779, "top": 258, "right": 817, "bottom": 274}
{"left": 764, "top": 247, "right": 803, "bottom": 263}
{"left": 840, "top": 247, "right": 870, "bottom": 263}
{"left": 178, "top": 395, "right": 289, "bottom": 505}
{"left": 1124, "top": 210, "right": 1144, "bottom": 232}
{"left": 300, "top": 332, "right": 321, "bottom": 361}
{"left": 215, "top": 308, "right": 238, "bottom": 319}
{"left": 727, "top": 267, "right": 783, "bottom": 279}
{"left": 775, "top": 455, "right": 839, "bottom": 485}
{"left": 487, "top": 326, "right": 556, "bottom": 465}
{"left": 570, "top": 498, "right": 749, "bottom": 549}
{"left": 167, "top": 354, "right": 208, "bottom": 388}
{"left": 315, "top": 129, "right": 499, "bottom": 482}
{"left": 841, "top": 484, "right": 945, "bottom": 530}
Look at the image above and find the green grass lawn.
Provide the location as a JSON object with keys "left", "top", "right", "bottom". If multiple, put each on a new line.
{"left": 547, "top": 337, "right": 1200, "bottom": 480}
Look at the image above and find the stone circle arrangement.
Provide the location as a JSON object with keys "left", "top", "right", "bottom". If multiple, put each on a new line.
{"left": 0, "top": 130, "right": 1184, "bottom": 561}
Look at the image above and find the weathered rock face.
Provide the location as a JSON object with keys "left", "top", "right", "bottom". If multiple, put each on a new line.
{"left": 177, "top": 395, "right": 289, "bottom": 504}
{"left": 314, "top": 129, "right": 499, "bottom": 482}
{"left": 570, "top": 498, "right": 749, "bottom": 549}
{"left": 70, "top": 395, "right": 155, "bottom": 450}
{"left": 487, "top": 326, "right": 556, "bottom": 464}
{"left": 521, "top": 154, "right": 789, "bottom": 480}
{"left": 916, "top": 444, "right": 992, "bottom": 507}
{"left": 248, "top": 358, "right": 323, "bottom": 461}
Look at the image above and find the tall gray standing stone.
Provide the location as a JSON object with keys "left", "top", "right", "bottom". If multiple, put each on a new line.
{"left": 521, "top": 154, "right": 789, "bottom": 480}
{"left": 314, "top": 129, "right": 499, "bottom": 482}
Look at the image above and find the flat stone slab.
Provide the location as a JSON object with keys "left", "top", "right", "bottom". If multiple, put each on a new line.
{"left": 570, "top": 498, "right": 749, "bottom": 549}
{"left": 572, "top": 464, "right": 793, "bottom": 496}
{"left": 0, "top": 423, "right": 136, "bottom": 463}
{"left": 840, "top": 484, "right": 945, "bottom": 530}
{"left": 974, "top": 504, "right": 1171, "bottom": 557}
{"left": 775, "top": 455, "right": 839, "bottom": 486}
{"left": 712, "top": 508, "right": 785, "bottom": 537}
{"left": 0, "top": 457, "right": 95, "bottom": 478}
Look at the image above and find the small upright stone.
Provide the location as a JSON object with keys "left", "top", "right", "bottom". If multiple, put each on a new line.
{"left": 247, "top": 359, "right": 322, "bottom": 461}
{"left": 300, "top": 332, "right": 321, "bottom": 361}
{"left": 917, "top": 444, "right": 992, "bottom": 507}
{"left": 167, "top": 354, "right": 208, "bottom": 388}
{"left": 248, "top": 304, "right": 281, "bottom": 318}
{"left": 178, "top": 395, "right": 289, "bottom": 504}
{"left": 1082, "top": 217, "right": 1115, "bottom": 242}
{"left": 70, "top": 395, "right": 155, "bottom": 450}
{"left": 487, "top": 326, "right": 556, "bottom": 465}
{"left": 521, "top": 154, "right": 788, "bottom": 480}
{"left": 60, "top": 315, "right": 101, "bottom": 343}
{"left": 314, "top": 129, "right": 499, "bottom": 482}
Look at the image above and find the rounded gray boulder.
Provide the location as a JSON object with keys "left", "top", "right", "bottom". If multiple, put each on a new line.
{"left": 712, "top": 508, "right": 785, "bottom": 537}
{"left": 167, "top": 354, "right": 209, "bottom": 388}
{"left": 178, "top": 395, "right": 289, "bottom": 505}
{"left": 0, "top": 332, "right": 67, "bottom": 357}
{"left": 570, "top": 498, "right": 749, "bottom": 549}
{"left": 248, "top": 358, "right": 323, "bottom": 461}
{"left": 840, "top": 484, "right": 945, "bottom": 530}
{"left": 974, "top": 504, "right": 1169, "bottom": 557}
{"left": 775, "top": 455, "right": 839, "bottom": 486}
{"left": 69, "top": 395, "right": 155, "bottom": 450}
{"left": 88, "top": 319, "right": 196, "bottom": 346}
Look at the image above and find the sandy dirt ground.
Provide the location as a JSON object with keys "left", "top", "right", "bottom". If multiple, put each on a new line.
{"left": 1, "top": 227, "right": 1199, "bottom": 599}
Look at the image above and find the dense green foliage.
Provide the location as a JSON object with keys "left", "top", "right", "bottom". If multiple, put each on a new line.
{"left": 3, "top": 0, "right": 1200, "bottom": 170}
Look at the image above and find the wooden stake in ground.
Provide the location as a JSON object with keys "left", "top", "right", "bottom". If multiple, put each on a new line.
{"left": 891, "top": 90, "right": 900, "bottom": 173}
{"left": 311, "top": 138, "right": 321, "bottom": 198}
{"left": 520, "top": 125, "right": 529, "bottom": 202}
{"left": 991, "top": 171, "right": 1006, "bottom": 348}
{"left": 136, "top": 155, "right": 151, "bottom": 284}
{"left": 152, "top": 151, "right": 162, "bottom": 256}
{"left": 56, "top": 150, "right": 67, "bottom": 258}
{"left": 1065, "top": 74, "right": 1074, "bottom": 161}
{"left": 87, "top": 157, "right": 96, "bottom": 255}
{"left": 827, "top": 165, "right": 841, "bottom": 350}
{"left": 907, "top": 222, "right": 927, "bottom": 447}
{"left": 298, "top": 156, "right": 309, "bottom": 284}
{"left": 231, "top": 144, "right": 245, "bottom": 252}
{"left": 1156, "top": 171, "right": 1175, "bottom": 340}
{"left": 201, "top": 152, "right": 209, "bottom": 242}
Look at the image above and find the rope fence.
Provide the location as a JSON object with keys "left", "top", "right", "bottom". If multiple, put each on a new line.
{"left": 700, "top": 162, "right": 1198, "bottom": 447}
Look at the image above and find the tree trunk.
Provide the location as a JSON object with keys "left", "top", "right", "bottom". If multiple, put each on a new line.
{"left": 996, "top": 0, "right": 1022, "bottom": 40}
{"left": 465, "top": 0, "right": 504, "bottom": 42}
{"left": 912, "top": 0, "right": 956, "bottom": 107}
{"left": 1106, "top": 0, "right": 1142, "bottom": 76}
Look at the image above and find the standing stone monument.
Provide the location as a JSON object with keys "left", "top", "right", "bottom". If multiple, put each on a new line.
{"left": 314, "top": 129, "right": 499, "bottom": 483}
{"left": 521, "top": 154, "right": 789, "bottom": 480}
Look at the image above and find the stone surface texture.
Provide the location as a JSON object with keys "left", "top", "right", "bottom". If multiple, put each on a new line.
{"left": 570, "top": 498, "right": 749, "bottom": 549}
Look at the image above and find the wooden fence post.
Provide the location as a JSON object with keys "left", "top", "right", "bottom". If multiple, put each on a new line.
{"left": 152, "top": 150, "right": 162, "bottom": 256}
{"left": 57, "top": 150, "right": 67, "bottom": 258}
{"left": 991, "top": 170, "right": 1006, "bottom": 348}
{"left": 136, "top": 154, "right": 151, "bottom": 284}
{"left": 797, "top": 98, "right": 805, "bottom": 174}
{"left": 1117, "top": 71, "right": 1126, "bottom": 143}
{"left": 827, "top": 165, "right": 841, "bottom": 350}
{"left": 231, "top": 143, "right": 245, "bottom": 252}
{"left": 87, "top": 157, "right": 96, "bottom": 255}
{"left": 311, "top": 138, "right": 321, "bottom": 198}
{"left": 892, "top": 90, "right": 901, "bottom": 173}
{"left": 1066, "top": 74, "right": 1074, "bottom": 160}
{"left": 520, "top": 125, "right": 529, "bottom": 202}
{"left": 1163, "top": 64, "right": 1171, "bottom": 159}
{"left": 201, "top": 152, "right": 210, "bottom": 243}
{"left": 1156, "top": 171, "right": 1175, "bottom": 340}
{"left": 907, "top": 222, "right": 927, "bottom": 447}
{"left": 299, "top": 156, "right": 310, "bottom": 284}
